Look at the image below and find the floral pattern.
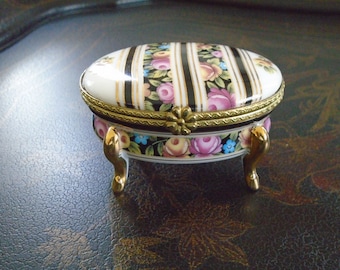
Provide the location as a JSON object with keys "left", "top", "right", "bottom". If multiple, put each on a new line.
{"left": 93, "top": 115, "right": 270, "bottom": 159}
{"left": 155, "top": 197, "right": 251, "bottom": 268}
{"left": 143, "top": 43, "right": 174, "bottom": 112}
{"left": 142, "top": 43, "right": 238, "bottom": 112}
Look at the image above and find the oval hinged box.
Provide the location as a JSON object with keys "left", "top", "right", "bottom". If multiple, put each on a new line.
{"left": 80, "top": 42, "right": 284, "bottom": 193}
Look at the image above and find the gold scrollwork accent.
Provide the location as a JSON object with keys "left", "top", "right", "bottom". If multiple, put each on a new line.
{"left": 165, "top": 106, "right": 198, "bottom": 135}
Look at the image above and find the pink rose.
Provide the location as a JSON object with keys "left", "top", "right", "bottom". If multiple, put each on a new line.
{"left": 263, "top": 117, "right": 271, "bottom": 132}
{"left": 163, "top": 138, "right": 190, "bottom": 158}
{"left": 199, "top": 62, "right": 222, "bottom": 81}
{"left": 189, "top": 136, "right": 222, "bottom": 157}
{"left": 207, "top": 88, "right": 236, "bottom": 111}
{"left": 156, "top": 82, "right": 174, "bottom": 104}
{"left": 151, "top": 57, "right": 171, "bottom": 70}
{"left": 212, "top": 50, "right": 223, "bottom": 58}
{"left": 119, "top": 131, "right": 130, "bottom": 148}
{"left": 239, "top": 128, "right": 251, "bottom": 148}
{"left": 153, "top": 51, "right": 170, "bottom": 59}
{"left": 143, "top": 83, "right": 151, "bottom": 97}
{"left": 93, "top": 117, "right": 109, "bottom": 139}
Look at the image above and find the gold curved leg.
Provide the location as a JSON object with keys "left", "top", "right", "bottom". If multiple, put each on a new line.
{"left": 243, "top": 126, "right": 270, "bottom": 191}
{"left": 103, "top": 126, "right": 128, "bottom": 193}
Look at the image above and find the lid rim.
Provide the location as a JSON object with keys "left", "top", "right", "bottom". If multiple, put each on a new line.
{"left": 80, "top": 78, "right": 284, "bottom": 134}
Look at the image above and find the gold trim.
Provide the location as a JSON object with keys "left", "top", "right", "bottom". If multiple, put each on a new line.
{"left": 80, "top": 72, "right": 284, "bottom": 135}
{"left": 243, "top": 126, "right": 270, "bottom": 191}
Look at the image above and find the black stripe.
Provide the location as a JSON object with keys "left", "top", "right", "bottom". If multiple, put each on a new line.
{"left": 124, "top": 46, "right": 136, "bottom": 108}
{"left": 231, "top": 47, "right": 252, "bottom": 104}
{"left": 181, "top": 43, "right": 196, "bottom": 111}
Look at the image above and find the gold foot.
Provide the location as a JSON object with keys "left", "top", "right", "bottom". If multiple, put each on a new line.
{"left": 243, "top": 126, "right": 270, "bottom": 191}
{"left": 103, "top": 126, "right": 128, "bottom": 194}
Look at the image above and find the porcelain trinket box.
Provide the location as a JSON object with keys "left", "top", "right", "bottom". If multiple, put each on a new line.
{"left": 80, "top": 42, "right": 284, "bottom": 193}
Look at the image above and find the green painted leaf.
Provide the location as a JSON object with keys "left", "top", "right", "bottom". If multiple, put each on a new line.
{"left": 128, "top": 142, "right": 142, "bottom": 155}
{"left": 144, "top": 101, "right": 155, "bottom": 111}
{"left": 162, "top": 76, "right": 172, "bottom": 82}
{"left": 150, "top": 70, "right": 167, "bottom": 78}
{"left": 215, "top": 77, "right": 225, "bottom": 88}
{"left": 149, "top": 79, "right": 161, "bottom": 87}
{"left": 220, "top": 71, "right": 231, "bottom": 80}
{"left": 145, "top": 145, "right": 154, "bottom": 156}
{"left": 143, "top": 55, "right": 152, "bottom": 60}
{"left": 157, "top": 142, "right": 164, "bottom": 156}
{"left": 264, "top": 66, "right": 276, "bottom": 73}
{"left": 227, "top": 83, "right": 234, "bottom": 93}
{"left": 207, "top": 81, "right": 218, "bottom": 89}
{"left": 149, "top": 136, "right": 158, "bottom": 142}
{"left": 207, "top": 58, "right": 220, "bottom": 66}
{"left": 148, "top": 91, "right": 160, "bottom": 101}
{"left": 220, "top": 134, "right": 229, "bottom": 140}
{"left": 159, "top": 103, "right": 172, "bottom": 112}
{"left": 230, "top": 132, "right": 238, "bottom": 141}
{"left": 203, "top": 54, "right": 213, "bottom": 59}
{"left": 235, "top": 142, "right": 242, "bottom": 151}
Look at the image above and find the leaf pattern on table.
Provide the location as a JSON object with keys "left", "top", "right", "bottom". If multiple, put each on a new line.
{"left": 113, "top": 237, "right": 164, "bottom": 269}
{"left": 155, "top": 197, "right": 251, "bottom": 269}
{"left": 312, "top": 167, "right": 340, "bottom": 194}
{"left": 36, "top": 228, "right": 96, "bottom": 269}
{"left": 260, "top": 128, "right": 339, "bottom": 205}
{"left": 129, "top": 162, "right": 202, "bottom": 221}
{"left": 284, "top": 70, "right": 340, "bottom": 132}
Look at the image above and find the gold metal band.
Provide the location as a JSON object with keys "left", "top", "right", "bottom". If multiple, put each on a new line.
{"left": 80, "top": 80, "right": 284, "bottom": 135}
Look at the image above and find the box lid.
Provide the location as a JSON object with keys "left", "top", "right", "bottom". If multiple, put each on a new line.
{"left": 80, "top": 42, "right": 284, "bottom": 135}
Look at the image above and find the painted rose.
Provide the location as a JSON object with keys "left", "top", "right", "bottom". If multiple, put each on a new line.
{"left": 93, "top": 117, "right": 109, "bottom": 139}
{"left": 263, "top": 117, "right": 271, "bottom": 132}
{"left": 189, "top": 136, "right": 222, "bottom": 157}
{"left": 207, "top": 88, "right": 236, "bottom": 111}
{"left": 153, "top": 51, "right": 171, "bottom": 59}
{"left": 143, "top": 83, "right": 151, "bottom": 97}
{"left": 163, "top": 138, "right": 190, "bottom": 158}
{"left": 212, "top": 50, "right": 223, "bottom": 58}
{"left": 253, "top": 57, "right": 273, "bottom": 68}
{"left": 119, "top": 131, "right": 130, "bottom": 148}
{"left": 197, "top": 44, "right": 212, "bottom": 50}
{"left": 156, "top": 82, "right": 174, "bottom": 104}
{"left": 200, "top": 62, "right": 222, "bottom": 81}
{"left": 151, "top": 57, "right": 171, "bottom": 70}
{"left": 239, "top": 128, "right": 251, "bottom": 148}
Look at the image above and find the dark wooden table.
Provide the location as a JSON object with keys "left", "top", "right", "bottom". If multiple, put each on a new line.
{"left": 1, "top": 1, "right": 339, "bottom": 269}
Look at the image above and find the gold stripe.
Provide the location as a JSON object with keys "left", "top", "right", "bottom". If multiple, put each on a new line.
{"left": 114, "top": 50, "right": 124, "bottom": 106}
{"left": 131, "top": 45, "right": 140, "bottom": 109}
{"left": 138, "top": 44, "right": 147, "bottom": 110}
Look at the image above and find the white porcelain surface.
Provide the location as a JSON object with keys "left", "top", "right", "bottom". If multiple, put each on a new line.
{"left": 82, "top": 42, "right": 283, "bottom": 112}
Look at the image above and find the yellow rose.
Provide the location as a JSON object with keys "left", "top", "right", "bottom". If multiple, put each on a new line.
{"left": 199, "top": 62, "right": 222, "bottom": 81}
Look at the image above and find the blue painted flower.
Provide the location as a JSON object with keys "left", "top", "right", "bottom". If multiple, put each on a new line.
{"left": 143, "top": 69, "right": 150, "bottom": 77}
{"left": 223, "top": 139, "right": 236, "bottom": 154}
{"left": 145, "top": 50, "right": 152, "bottom": 55}
{"left": 159, "top": 44, "right": 170, "bottom": 50}
{"left": 134, "top": 134, "right": 149, "bottom": 145}
{"left": 219, "top": 61, "right": 227, "bottom": 70}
